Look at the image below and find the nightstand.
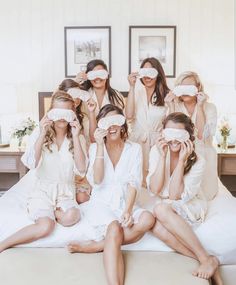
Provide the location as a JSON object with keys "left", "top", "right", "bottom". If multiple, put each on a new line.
{"left": 0, "top": 147, "right": 28, "bottom": 191}
{"left": 217, "top": 146, "right": 236, "bottom": 196}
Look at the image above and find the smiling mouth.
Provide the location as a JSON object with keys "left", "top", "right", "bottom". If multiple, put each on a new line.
{"left": 109, "top": 129, "right": 117, "bottom": 135}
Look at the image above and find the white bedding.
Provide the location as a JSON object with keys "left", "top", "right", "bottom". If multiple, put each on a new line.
{"left": 0, "top": 171, "right": 236, "bottom": 264}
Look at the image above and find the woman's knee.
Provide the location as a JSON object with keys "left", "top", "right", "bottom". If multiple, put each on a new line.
{"left": 60, "top": 208, "right": 81, "bottom": 227}
{"left": 76, "top": 192, "right": 90, "bottom": 204}
{"left": 35, "top": 218, "right": 55, "bottom": 238}
{"left": 153, "top": 204, "right": 171, "bottom": 221}
{"left": 138, "top": 211, "right": 155, "bottom": 231}
{"left": 106, "top": 221, "right": 123, "bottom": 243}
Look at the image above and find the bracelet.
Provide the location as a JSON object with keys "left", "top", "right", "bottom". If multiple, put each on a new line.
{"left": 95, "top": 156, "right": 104, "bottom": 159}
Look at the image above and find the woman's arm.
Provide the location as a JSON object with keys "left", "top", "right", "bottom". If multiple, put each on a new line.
{"left": 195, "top": 93, "right": 207, "bottom": 140}
{"left": 149, "top": 138, "right": 168, "bottom": 195}
{"left": 34, "top": 116, "right": 53, "bottom": 168}
{"left": 87, "top": 98, "right": 97, "bottom": 142}
{"left": 93, "top": 128, "right": 107, "bottom": 184}
{"left": 125, "top": 72, "right": 138, "bottom": 120}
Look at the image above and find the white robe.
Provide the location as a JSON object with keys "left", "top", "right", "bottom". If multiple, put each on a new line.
{"left": 174, "top": 101, "right": 218, "bottom": 200}
{"left": 21, "top": 128, "right": 88, "bottom": 220}
{"left": 80, "top": 141, "right": 145, "bottom": 241}
{"left": 146, "top": 145, "right": 207, "bottom": 227}
{"left": 129, "top": 85, "right": 167, "bottom": 182}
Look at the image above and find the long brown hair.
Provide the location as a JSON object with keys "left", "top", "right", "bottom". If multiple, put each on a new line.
{"left": 58, "top": 79, "right": 84, "bottom": 128}
{"left": 162, "top": 112, "right": 197, "bottom": 174}
{"left": 140, "top": 57, "right": 169, "bottom": 106}
{"left": 45, "top": 91, "right": 75, "bottom": 153}
{"left": 96, "top": 104, "right": 128, "bottom": 141}
{"left": 80, "top": 59, "right": 124, "bottom": 109}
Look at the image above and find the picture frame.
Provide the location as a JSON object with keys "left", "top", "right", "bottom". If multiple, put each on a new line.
{"left": 64, "top": 26, "right": 111, "bottom": 78}
{"left": 129, "top": 26, "right": 176, "bottom": 78}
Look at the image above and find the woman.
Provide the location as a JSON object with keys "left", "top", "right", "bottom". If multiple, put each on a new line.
{"left": 76, "top": 59, "right": 125, "bottom": 142}
{"left": 165, "top": 71, "right": 218, "bottom": 200}
{"left": 68, "top": 104, "right": 154, "bottom": 285}
{"left": 0, "top": 91, "right": 87, "bottom": 252}
{"left": 147, "top": 112, "right": 221, "bottom": 283}
{"left": 126, "top": 57, "right": 169, "bottom": 185}
{"left": 58, "top": 79, "right": 91, "bottom": 203}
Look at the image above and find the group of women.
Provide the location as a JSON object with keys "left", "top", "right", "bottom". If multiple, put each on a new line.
{"left": 0, "top": 57, "right": 222, "bottom": 285}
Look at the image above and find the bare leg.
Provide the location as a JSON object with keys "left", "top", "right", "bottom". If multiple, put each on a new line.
{"left": 55, "top": 207, "right": 80, "bottom": 227}
{"left": 154, "top": 204, "right": 219, "bottom": 279}
{"left": 152, "top": 219, "right": 197, "bottom": 260}
{"left": 103, "top": 221, "right": 124, "bottom": 285}
{"left": 123, "top": 211, "right": 155, "bottom": 244}
{"left": 68, "top": 239, "right": 104, "bottom": 253}
{"left": 0, "top": 217, "right": 55, "bottom": 253}
{"left": 68, "top": 211, "right": 155, "bottom": 253}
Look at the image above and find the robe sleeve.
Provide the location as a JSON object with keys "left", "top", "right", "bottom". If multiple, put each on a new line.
{"left": 202, "top": 103, "right": 217, "bottom": 140}
{"left": 86, "top": 143, "right": 97, "bottom": 187}
{"left": 181, "top": 155, "right": 206, "bottom": 203}
{"left": 146, "top": 145, "right": 160, "bottom": 196}
{"left": 127, "top": 143, "right": 143, "bottom": 192}
{"left": 21, "top": 127, "right": 41, "bottom": 169}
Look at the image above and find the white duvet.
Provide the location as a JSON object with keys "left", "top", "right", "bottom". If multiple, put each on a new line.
{"left": 0, "top": 171, "right": 236, "bottom": 264}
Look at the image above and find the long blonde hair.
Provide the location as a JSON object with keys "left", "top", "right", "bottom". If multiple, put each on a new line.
{"left": 175, "top": 71, "right": 204, "bottom": 92}
{"left": 44, "top": 91, "right": 75, "bottom": 153}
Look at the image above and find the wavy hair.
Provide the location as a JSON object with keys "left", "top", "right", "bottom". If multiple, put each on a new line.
{"left": 162, "top": 112, "right": 197, "bottom": 174}
{"left": 45, "top": 91, "right": 75, "bottom": 153}
{"left": 80, "top": 59, "right": 124, "bottom": 109}
{"left": 96, "top": 104, "right": 128, "bottom": 141}
{"left": 58, "top": 79, "right": 84, "bottom": 129}
{"left": 140, "top": 57, "right": 169, "bottom": 106}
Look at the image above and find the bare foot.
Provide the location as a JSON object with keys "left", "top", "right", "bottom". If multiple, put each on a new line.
{"left": 67, "top": 240, "right": 103, "bottom": 253}
{"left": 212, "top": 268, "right": 223, "bottom": 285}
{"left": 192, "top": 256, "right": 219, "bottom": 279}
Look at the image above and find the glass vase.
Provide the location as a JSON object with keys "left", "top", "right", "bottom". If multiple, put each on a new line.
{"left": 220, "top": 135, "right": 228, "bottom": 152}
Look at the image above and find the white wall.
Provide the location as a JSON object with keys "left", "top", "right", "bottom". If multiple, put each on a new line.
{"left": 0, "top": 0, "right": 235, "bottom": 120}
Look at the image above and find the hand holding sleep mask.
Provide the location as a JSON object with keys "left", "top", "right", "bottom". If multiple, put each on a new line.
{"left": 87, "top": 69, "right": 109, "bottom": 81}
{"left": 163, "top": 128, "right": 190, "bottom": 142}
{"left": 67, "top": 88, "right": 91, "bottom": 102}
{"left": 98, "top": 114, "right": 126, "bottom": 130}
{"left": 172, "top": 85, "right": 198, "bottom": 97}
{"left": 47, "top": 108, "right": 76, "bottom": 123}
{"left": 139, "top": 68, "right": 158, "bottom": 79}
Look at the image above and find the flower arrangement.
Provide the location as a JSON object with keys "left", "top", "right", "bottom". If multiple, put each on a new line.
{"left": 12, "top": 117, "right": 37, "bottom": 146}
{"left": 219, "top": 118, "right": 231, "bottom": 151}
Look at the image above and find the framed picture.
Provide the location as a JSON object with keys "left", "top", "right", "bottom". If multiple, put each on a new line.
{"left": 129, "top": 26, "right": 176, "bottom": 77}
{"left": 38, "top": 92, "right": 53, "bottom": 120}
{"left": 64, "top": 26, "right": 111, "bottom": 78}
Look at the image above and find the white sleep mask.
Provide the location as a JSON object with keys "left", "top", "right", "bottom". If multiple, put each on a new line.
{"left": 139, "top": 68, "right": 158, "bottom": 79}
{"left": 98, "top": 114, "right": 126, "bottom": 130}
{"left": 47, "top": 108, "right": 76, "bottom": 122}
{"left": 163, "top": 128, "right": 190, "bottom": 142}
{"left": 67, "top": 88, "right": 91, "bottom": 102}
{"left": 87, "top": 69, "right": 109, "bottom": 81}
{"left": 173, "top": 85, "right": 198, "bottom": 97}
